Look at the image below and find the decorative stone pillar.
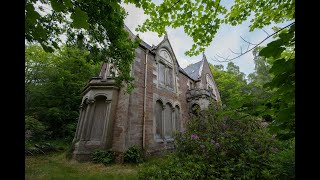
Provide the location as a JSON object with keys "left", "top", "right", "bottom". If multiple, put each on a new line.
{"left": 73, "top": 103, "right": 85, "bottom": 143}
{"left": 161, "top": 104, "right": 166, "bottom": 139}
{"left": 80, "top": 99, "right": 95, "bottom": 141}
{"left": 171, "top": 107, "right": 175, "bottom": 134}
{"left": 84, "top": 99, "right": 96, "bottom": 140}
{"left": 101, "top": 100, "right": 112, "bottom": 148}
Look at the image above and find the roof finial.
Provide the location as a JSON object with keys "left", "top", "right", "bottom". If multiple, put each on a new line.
{"left": 164, "top": 33, "right": 168, "bottom": 40}
{"left": 202, "top": 52, "right": 207, "bottom": 61}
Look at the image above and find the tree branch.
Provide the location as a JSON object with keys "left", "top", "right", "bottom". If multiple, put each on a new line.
{"left": 211, "top": 22, "right": 295, "bottom": 62}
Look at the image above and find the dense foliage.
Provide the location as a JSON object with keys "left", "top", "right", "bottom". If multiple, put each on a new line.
{"left": 139, "top": 104, "right": 294, "bottom": 179}
{"left": 124, "top": 145, "right": 144, "bottom": 164}
{"left": 127, "top": 0, "right": 294, "bottom": 56}
{"left": 25, "top": 44, "right": 100, "bottom": 141}
{"left": 91, "top": 149, "right": 115, "bottom": 165}
{"left": 25, "top": 0, "right": 140, "bottom": 91}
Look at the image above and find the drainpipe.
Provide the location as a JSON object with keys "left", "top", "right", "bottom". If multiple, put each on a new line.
{"left": 143, "top": 49, "right": 149, "bottom": 150}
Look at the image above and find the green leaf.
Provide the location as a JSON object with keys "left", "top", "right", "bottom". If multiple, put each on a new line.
{"left": 50, "top": 0, "right": 66, "bottom": 12}
{"left": 259, "top": 40, "right": 285, "bottom": 59}
{"left": 64, "top": 0, "right": 73, "bottom": 8}
{"left": 70, "top": 7, "right": 89, "bottom": 29}
{"left": 52, "top": 41, "right": 60, "bottom": 49}
{"left": 41, "top": 44, "right": 54, "bottom": 53}
{"left": 25, "top": 3, "right": 40, "bottom": 24}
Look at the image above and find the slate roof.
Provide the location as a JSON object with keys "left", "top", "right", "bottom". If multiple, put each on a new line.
{"left": 183, "top": 60, "right": 203, "bottom": 80}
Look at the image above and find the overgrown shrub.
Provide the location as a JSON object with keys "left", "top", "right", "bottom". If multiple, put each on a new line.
{"left": 139, "top": 105, "right": 293, "bottom": 179}
{"left": 25, "top": 115, "right": 46, "bottom": 140}
{"left": 262, "top": 138, "right": 295, "bottom": 179}
{"left": 124, "top": 145, "right": 144, "bottom": 163}
{"left": 91, "top": 150, "right": 115, "bottom": 165}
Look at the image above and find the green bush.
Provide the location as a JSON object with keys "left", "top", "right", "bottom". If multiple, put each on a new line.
{"left": 139, "top": 105, "right": 293, "bottom": 179}
{"left": 25, "top": 116, "right": 46, "bottom": 140}
{"left": 124, "top": 145, "right": 144, "bottom": 163}
{"left": 262, "top": 138, "right": 295, "bottom": 179}
{"left": 91, "top": 150, "right": 115, "bottom": 165}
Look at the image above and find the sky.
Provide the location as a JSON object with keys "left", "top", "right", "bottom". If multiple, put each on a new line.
{"left": 121, "top": 1, "right": 293, "bottom": 77}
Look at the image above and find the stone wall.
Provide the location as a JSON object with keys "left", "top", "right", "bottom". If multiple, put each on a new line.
{"left": 114, "top": 45, "right": 192, "bottom": 154}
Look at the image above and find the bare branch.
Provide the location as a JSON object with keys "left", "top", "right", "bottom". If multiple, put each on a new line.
{"left": 262, "top": 29, "right": 270, "bottom": 36}
{"left": 246, "top": 43, "right": 250, "bottom": 52}
{"left": 240, "top": 36, "right": 257, "bottom": 45}
{"left": 211, "top": 22, "right": 295, "bottom": 62}
{"left": 228, "top": 48, "right": 241, "bottom": 55}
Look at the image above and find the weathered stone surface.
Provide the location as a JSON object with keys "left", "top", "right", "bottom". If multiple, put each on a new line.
{"left": 72, "top": 35, "right": 221, "bottom": 162}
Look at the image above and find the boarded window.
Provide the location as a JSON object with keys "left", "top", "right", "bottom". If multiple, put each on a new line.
{"left": 175, "top": 106, "right": 180, "bottom": 132}
{"left": 159, "top": 63, "right": 165, "bottom": 85}
{"left": 164, "top": 103, "right": 173, "bottom": 139}
{"left": 155, "top": 100, "right": 163, "bottom": 139}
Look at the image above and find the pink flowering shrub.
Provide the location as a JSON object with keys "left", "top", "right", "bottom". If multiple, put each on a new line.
{"left": 139, "top": 105, "right": 294, "bottom": 179}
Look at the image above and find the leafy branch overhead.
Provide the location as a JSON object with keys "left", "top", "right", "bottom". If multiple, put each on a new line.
{"left": 126, "top": 0, "right": 295, "bottom": 56}
{"left": 25, "top": 0, "right": 140, "bottom": 92}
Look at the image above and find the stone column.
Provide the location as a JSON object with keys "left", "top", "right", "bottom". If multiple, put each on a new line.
{"left": 162, "top": 104, "right": 166, "bottom": 139}
{"left": 172, "top": 108, "right": 176, "bottom": 134}
{"left": 101, "top": 100, "right": 112, "bottom": 148}
{"left": 73, "top": 103, "right": 85, "bottom": 143}
{"left": 80, "top": 99, "right": 94, "bottom": 141}
{"left": 85, "top": 99, "right": 96, "bottom": 140}
{"left": 76, "top": 103, "right": 87, "bottom": 140}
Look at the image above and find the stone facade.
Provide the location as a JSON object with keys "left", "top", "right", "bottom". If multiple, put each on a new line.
{"left": 72, "top": 27, "right": 221, "bottom": 161}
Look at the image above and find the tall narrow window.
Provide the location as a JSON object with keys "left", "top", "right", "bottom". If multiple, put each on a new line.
{"left": 167, "top": 67, "right": 174, "bottom": 88}
{"left": 164, "top": 103, "right": 173, "bottom": 139}
{"left": 175, "top": 106, "right": 180, "bottom": 132}
{"left": 159, "top": 63, "right": 165, "bottom": 85}
{"left": 158, "top": 48, "right": 175, "bottom": 91}
{"left": 155, "top": 100, "right": 163, "bottom": 139}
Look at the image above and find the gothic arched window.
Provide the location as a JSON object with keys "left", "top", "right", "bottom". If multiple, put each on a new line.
{"left": 175, "top": 105, "right": 180, "bottom": 132}
{"left": 158, "top": 49, "right": 175, "bottom": 90}
{"left": 155, "top": 100, "right": 163, "bottom": 139}
{"left": 164, "top": 103, "right": 173, "bottom": 139}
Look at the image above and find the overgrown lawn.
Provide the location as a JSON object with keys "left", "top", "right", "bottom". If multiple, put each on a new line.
{"left": 25, "top": 152, "right": 139, "bottom": 180}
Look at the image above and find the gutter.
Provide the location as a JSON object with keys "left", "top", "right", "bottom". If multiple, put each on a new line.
{"left": 143, "top": 49, "right": 149, "bottom": 150}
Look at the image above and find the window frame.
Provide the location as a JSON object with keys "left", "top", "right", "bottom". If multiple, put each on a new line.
{"left": 154, "top": 100, "right": 180, "bottom": 142}
{"left": 157, "top": 48, "right": 176, "bottom": 92}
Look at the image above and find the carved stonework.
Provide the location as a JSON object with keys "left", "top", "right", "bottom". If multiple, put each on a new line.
{"left": 186, "top": 88, "right": 215, "bottom": 113}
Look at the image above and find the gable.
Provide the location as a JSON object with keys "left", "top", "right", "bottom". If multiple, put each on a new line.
{"left": 154, "top": 37, "right": 181, "bottom": 75}
{"left": 200, "top": 56, "right": 221, "bottom": 102}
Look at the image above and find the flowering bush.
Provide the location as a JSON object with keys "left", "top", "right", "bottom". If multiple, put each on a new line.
{"left": 139, "top": 105, "right": 294, "bottom": 179}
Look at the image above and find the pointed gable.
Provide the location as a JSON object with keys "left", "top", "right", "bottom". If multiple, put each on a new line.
{"left": 199, "top": 53, "right": 221, "bottom": 102}
{"left": 154, "top": 34, "right": 181, "bottom": 74}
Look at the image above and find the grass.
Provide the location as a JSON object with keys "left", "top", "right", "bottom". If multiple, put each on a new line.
{"left": 25, "top": 151, "right": 140, "bottom": 180}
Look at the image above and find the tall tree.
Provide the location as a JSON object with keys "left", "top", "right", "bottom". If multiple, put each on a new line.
{"left": 25, "top": 44, "right": 100, "bottom": 139}
{"left": 210, "top": 63, "right": 249, "bottom": 109}
{"left": 25, "top": 0, "right": 140, "bottom": 91}
{"left": 259, "top": 25, "right": 295, "bottom": 140}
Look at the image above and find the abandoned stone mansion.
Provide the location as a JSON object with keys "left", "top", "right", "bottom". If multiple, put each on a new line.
{"left": 72, "top": 26, "right": 222, "bottom": 161}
